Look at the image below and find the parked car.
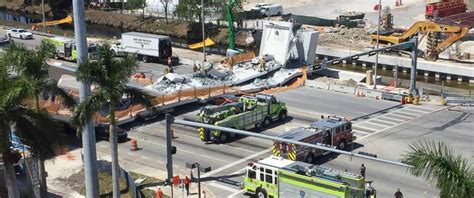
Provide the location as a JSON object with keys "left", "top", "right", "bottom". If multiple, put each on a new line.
{"left": 251, "top": 3, "right": 283, "bottom": 16}
{"left": 7, "top": 29, "right": 33, "bottom": 40}
{"left": 250, "top": 3, "right": 272, "bottom": 11}
{"left": 95, "top": 124, "right": 128, "bottom": 143}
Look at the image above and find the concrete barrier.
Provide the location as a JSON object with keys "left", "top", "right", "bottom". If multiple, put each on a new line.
{"left": 357, "top": 88, "right": 383, "bottom": 99}
{"left": 329, "top": 84, "right": 357, "bottom": 95}
{"left": 306, "top": 80, "right": 330, "bottom": 90}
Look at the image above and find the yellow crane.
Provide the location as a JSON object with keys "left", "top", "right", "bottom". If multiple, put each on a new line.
{"left": 371, "top": 20, "right": 469, "bottom": 61}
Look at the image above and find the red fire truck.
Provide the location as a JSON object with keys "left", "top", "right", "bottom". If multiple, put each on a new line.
{"left": 425, "top": 0, "right": 467, "bottom": 19}
{"left": 272, "top": 116, "right": 353, "bottom": 163}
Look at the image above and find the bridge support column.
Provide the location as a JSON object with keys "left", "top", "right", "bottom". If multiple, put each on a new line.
{"left": 470, "top": 78, "right": 474, "bottom": 84}
{"left": 424, "top": 71, "right": 429, "bottom": 78}
{"left": 352, "top": 62, "right": 356, "bottom": 67}
{"left": 362, "top": 63, "right": 367, "bottom": 69}
{"left": 458, "top": 76, "right": 463, "bottom": 82}
{"left": 403, "top": 68, "right": 408, "bottom": 73}
{"left": 435, "top": 73, "right": 440, "bottom": 81}
{"left": 446, "top": 75, "right": 451, "bottom": 81}
{"left": 382, "top": 65, "right": 387, "bottom": 70}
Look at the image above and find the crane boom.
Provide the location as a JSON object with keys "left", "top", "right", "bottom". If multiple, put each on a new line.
{"left": 225, "top": 0, "right": 237, "bottom": 50}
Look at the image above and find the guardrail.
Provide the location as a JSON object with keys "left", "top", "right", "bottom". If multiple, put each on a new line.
{"left": 445, "top": 96, "right": 474, "bottom": 105}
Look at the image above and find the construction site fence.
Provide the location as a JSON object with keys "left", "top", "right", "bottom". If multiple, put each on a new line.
{"left": 43, "top": 68, "right": 309, "bottom": 124}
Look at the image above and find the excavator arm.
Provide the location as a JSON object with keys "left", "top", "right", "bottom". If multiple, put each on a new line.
{"left": 372, "top": 21, "right": 464, "bottom": 44}
{"left": 371, "top": 20, "right": 469, "bottom": 61}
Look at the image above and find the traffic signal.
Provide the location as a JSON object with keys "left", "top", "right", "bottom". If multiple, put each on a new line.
{"left": 171, "top": 146, "right": 177, "bottom": 155}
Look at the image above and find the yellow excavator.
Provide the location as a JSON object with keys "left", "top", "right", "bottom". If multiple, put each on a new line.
{"left": 371, "top": 20, "right": 470, "bottom": 61}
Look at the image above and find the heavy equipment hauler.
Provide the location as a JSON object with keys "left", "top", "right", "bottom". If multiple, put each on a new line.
{"left": 197, "top": 93, "right": 287, "bottom": 142}
{"left": 44, "top": 37, "right": 97, "bottom": 61}
{"left": 242, "top": 156, "right": 366, "bottom": 198}
{"left": 273, "top": 116, "right": 353, "bottom": 163}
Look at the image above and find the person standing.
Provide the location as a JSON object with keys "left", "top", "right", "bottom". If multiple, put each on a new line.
{"left": 155, "top": 187, "right": 163, "bottom": 198}
{"left": 184, "top": 176, "right": 191, "bottom": 196}
{"left": 394, "top": 188, "right": 403, "bottom": 198}
{"left": 360, "top": 163, "right": 366, "bottom": 178}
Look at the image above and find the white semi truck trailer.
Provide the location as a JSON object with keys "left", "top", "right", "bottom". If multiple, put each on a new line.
{"left": 111, "top": 32, "right": 174, "bottom": 63}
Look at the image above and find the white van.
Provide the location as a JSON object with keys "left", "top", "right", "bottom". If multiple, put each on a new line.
{"left": 260, "top": 4, "right": 283, "bottom": 16}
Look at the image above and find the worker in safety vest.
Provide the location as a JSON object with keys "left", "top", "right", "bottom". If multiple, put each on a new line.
{"left": 259, "top": 57, "right": 265, "bottom": 72}
{"left": 155, "top": 187, "right": 163, "bottom": 198}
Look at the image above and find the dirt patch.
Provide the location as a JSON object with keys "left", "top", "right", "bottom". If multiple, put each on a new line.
{"left": 0, "top": 1, "right": 52, "bottom": 16}
{"left": 318, "top": 27, "right": 372, "bottom": 50}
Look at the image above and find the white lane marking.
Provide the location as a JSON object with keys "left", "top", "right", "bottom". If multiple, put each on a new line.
{"left": 364, "top": 120, "right": 390, "bottom": 128}
{"left": 228, "top": 190, "right": 245, "bottom": 198}
{"left": 402, "top": 108, "right": 430, "bottom": 114}
{"left": 138, "top": 125, "right": 257, "bottom": 155}
{"left": 352, "top": 130, "right": 371, "bottom": 135}
{"left": 131, "top": 135, "right": 231, "bottom": 164}
{"left": 356, "top": 106, "right": 450, "bottom": 142}
{"left": 202, "top": 148, "right": 271, "bottom": 178}
{"left": 379, "top": 115, "right": 406, "bottom": 122}
{"left": 371, "top": 118, "right": 399, "bottom": 125}
{"left": 352, "top": 125, "right": 379, "bottom": 132}
{"left": 208, "top": 182, "right": 240, "bottom": 193}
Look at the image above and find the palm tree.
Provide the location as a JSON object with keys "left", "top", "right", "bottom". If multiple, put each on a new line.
{"left": 2, "top": 42, "right": 75, "bottom": 196}
{"left": 402, "top": 140, "right": 474, "bottom": 197}
{"left": 71, "top": 43, "right": 153, "bottom": 197}
{"left": 0, "top": 44, "right": 67, "bottom": 198}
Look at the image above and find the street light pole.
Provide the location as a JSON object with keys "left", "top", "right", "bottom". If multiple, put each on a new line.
{"left": 72, "top": 0, "right": 99, "bottom": 197}
{"left": 41, "top": 0, "right": 46, "bottom": 32}
{"left": 201, "top": 0, "right": 207, "bottom": 64}
{"left": 197, "top": 163, "right": 202, "bottom": 198}
{"left": 374, "top": 0, "right": 381, "bottom": 89}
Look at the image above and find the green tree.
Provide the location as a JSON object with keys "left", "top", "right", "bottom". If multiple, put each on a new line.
{"left": 0, "top": 43, "right": 68, "bottom": 198}
{"left": 71, "top": 44, "right": 153, "bottom": 198}
{"left": 174, "top": 0, "right": 212, "bottom": 22}
{"left": 402, "top": 141, "right": 474, "bottom": 197}
{"left": 2, "top": 41, "right": 75, "bottom": 196}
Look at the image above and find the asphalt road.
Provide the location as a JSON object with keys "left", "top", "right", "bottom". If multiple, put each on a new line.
{"left": 3, "top": 26, "right": 471, "bottom": 198}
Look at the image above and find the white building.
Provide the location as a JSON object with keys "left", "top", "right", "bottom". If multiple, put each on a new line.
{"left": 145, "top": 0, "right": 180, "bottom": 13}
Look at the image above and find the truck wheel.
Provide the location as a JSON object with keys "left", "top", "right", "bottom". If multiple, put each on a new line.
{"left": 220, "top": 133, "right": 227, "bottom": 142}
{"left": 338, "top": 140, "right": 346, "bottom": 150}
{"left": 278, "top": 111, "right": 287, "bottom": 121}
{"left": 263, "top": 117, "right": 271, "bottom": 127}
{"left": 256, "top": 188, "right": 267, "bottom": 198}
{"left": 306, "top": 153, "right": 315, "bottom": 163}
{"left": 142, "top": 55, "right": 148, "bottom": 62}
{"left": 20, "top": 35, "right": 24, "bottom": 40}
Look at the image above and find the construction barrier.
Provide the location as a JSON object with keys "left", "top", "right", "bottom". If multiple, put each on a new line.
{"left": 356, "top": 88, "right": 383, "bottom": 99}
{"left": 329, "top": 84, "right": 357, "bottom": 95}
{"left": 306, "top": 80, "right": 330, "bottom": 90}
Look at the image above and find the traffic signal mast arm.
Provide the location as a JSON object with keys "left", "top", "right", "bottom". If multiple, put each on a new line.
{"left": 175, "top": 119, "right": 412, "bottom": 168}
{"left": 317, "top": 38, "right": 417, "bottom": 70}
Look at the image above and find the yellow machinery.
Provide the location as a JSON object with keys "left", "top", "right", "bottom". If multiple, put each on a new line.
{"left": 35, "top": 16, "right": 73, "bottom": 27}
{"left": 371, "top": 20, "right": 469, "bottom": 61}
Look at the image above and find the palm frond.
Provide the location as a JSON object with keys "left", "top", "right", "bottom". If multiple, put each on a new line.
{"left": 9, "top": 106, "right": 66, "bottom": 160}
{"left": 402, "top": 140, "right": 474, "bottom": 197}
{"left": 70, "top": 90, "right": 108, "bottom": 130}
{"left": 124, "top": 87, "right": 154, "bottom": 108}
{"left": 43, "top": 80, "right": 76, "bottom": 107}
{"left": 1, "top": 77, "right": 38, "bottom": 106}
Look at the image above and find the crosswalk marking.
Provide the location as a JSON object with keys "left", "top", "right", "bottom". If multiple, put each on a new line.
{"left": 368, "top": 119, "right": 396, "bottom": 126}
{"left": 351, "top": 104, "right": 445, "bottom": 139}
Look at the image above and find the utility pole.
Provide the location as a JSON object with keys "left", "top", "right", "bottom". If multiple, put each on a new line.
{"left": 197, "top": 163, "right": 201, "bottom": 198}
{"left": 374, "top": 0, "right": 381, "bottom": 89}
{"left": 201, "top": 0, "right": 207, "bottom": 64}
{"left": 41, "top": 0, "right": 46, "bottom": 32}
{"left": 410, "top": 36, "right": 418, "bottom": 95}
{"left": 166, "top": 114, "right": 174, "bottom": 198}
{"left": 72, "top": 0, "right": 99, "bottom": 197}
